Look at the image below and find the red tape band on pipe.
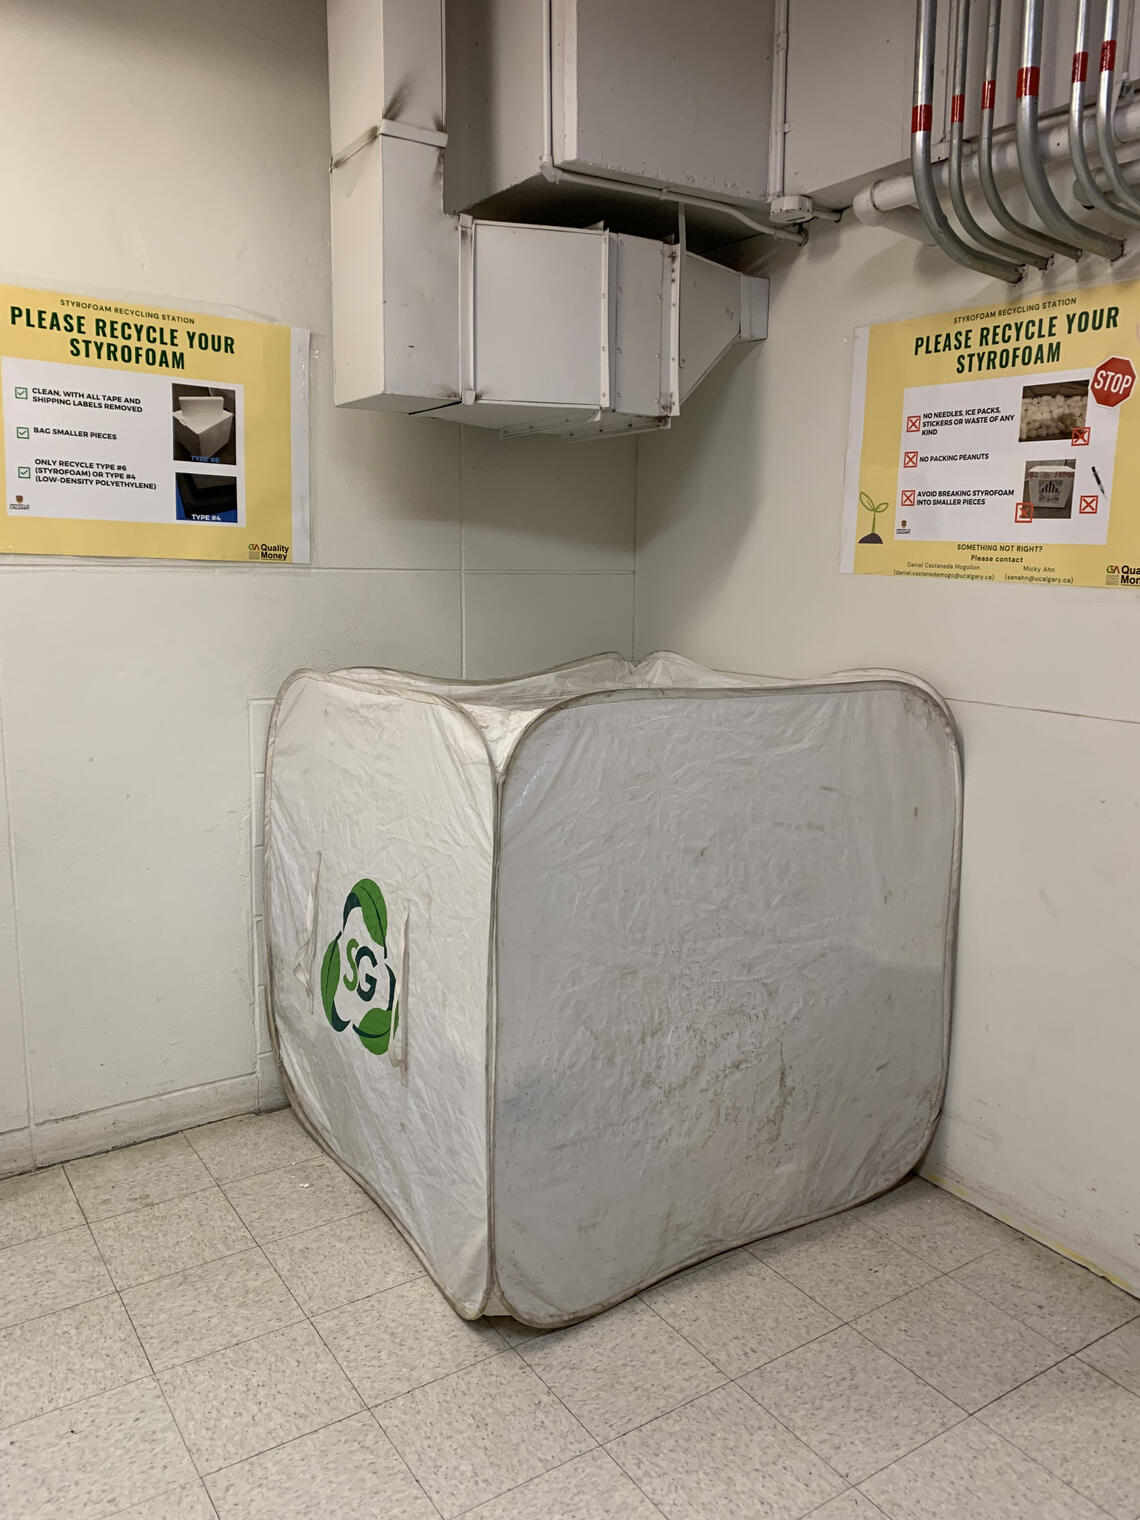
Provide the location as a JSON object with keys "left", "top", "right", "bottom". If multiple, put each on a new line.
{"left": 1017, "top": 65, "right": 1040, "bottom": 97}
{"left": 1102, "top": 39, "right": 1117, "bottom": 71}
{"left": 981, "top": 79, "right": 996, "bottom": 109}
{"left": 951, "top": 93, "right": 965, "bottom": 123}
{"left": 1073, "top": 50, "right": 1088, "bottom": 82}
{"left": 912, "top": 103, "right": 933, "bottom": 132}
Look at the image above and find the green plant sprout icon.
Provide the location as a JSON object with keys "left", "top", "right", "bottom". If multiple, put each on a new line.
{"left": 858, "top": 491, "right": 888, "bottom": 544}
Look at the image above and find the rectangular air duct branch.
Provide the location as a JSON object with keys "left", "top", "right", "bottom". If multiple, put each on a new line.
{"left": 327, "top": 0, "right": 769, "bottom": 438}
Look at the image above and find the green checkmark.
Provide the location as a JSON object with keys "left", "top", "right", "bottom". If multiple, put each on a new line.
{"left": 17, "top": 467, "right": 31, "bottom": 479}
{"left": 14, "top": 388, "right": 27, "bottom": 399}
{"left": 16, "top": 427, "right": 28, "bottom": 439}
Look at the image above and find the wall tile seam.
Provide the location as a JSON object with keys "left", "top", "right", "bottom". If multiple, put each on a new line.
{"left": 948, "top": 696, "right": 1140, "bottom": 728}
{"left": 0, "top": 644, "right": 33, "bottom": 1152}
{"left": 459, "top": 427, "right": 468, "bottom": 679}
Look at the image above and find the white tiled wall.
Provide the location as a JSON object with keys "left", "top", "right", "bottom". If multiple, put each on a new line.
{"left": 0, "top": 0, "right": 634, "bottom": 1173}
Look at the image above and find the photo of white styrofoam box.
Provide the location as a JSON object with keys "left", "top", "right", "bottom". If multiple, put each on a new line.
{"left": 174, "top": 394, "right": 233, "bottom": 457}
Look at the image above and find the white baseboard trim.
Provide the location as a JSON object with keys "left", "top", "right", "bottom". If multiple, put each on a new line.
{"left": 2, "top": 1065, "right": 291, "bottom": 1174}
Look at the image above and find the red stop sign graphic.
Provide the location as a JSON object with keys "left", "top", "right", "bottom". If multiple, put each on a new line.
{"left": 1090, "top": 355, "right": 1136, "bottom": 407}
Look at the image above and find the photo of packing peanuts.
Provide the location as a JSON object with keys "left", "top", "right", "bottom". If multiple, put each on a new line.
{"left": 1019, "top": 380, "right": 1089, "bottom": 442}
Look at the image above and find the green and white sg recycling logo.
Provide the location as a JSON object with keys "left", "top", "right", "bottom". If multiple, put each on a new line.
{"left": 320, "top": 878, "right": 399, "bottom": 1056}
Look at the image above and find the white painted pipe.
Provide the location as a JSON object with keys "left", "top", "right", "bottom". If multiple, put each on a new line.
{"left": 768, "top": 0, "right": 790, "bottom": 200}
{"left": 852, "top": 181, "right": 939, "bottom": 243}
{"left": 855, "top": 94, "right": 1140, "bottom": 227}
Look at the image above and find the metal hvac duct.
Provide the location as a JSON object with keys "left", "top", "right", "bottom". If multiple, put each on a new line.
{"left": 327, "top": 0, "right": 769, "bottom": 440}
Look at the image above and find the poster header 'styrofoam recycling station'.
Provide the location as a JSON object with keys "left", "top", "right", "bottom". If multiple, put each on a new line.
{"left": 265, "top": 655, "right": 962, "bottom": 1326}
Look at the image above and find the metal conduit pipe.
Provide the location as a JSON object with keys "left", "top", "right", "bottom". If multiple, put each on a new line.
{"left": 949, "top": 0, "right": 1049, "bottom": 266}
{"left": 912, "top": 0, "right": 1024, "bottom": 279}
{"left": 1096, "top": 0, "right": 1140, "bottom": 216}
{"left": 858, "top": 93, "right": 1140, "bottom": 215}
{"left": 1016, "top": 0, "right": 1123, "bottom": 258}
{"left": 537, "top": 162, "right": 808, "bottom": 246}
{"left": 979, "top": 0, "right": 1080, "bottom": 258}
{"left": 769, "top": 0, "right": 790, "bottom": 202}
{"left": 1070, "top": 0, "right": 1140, "bottom": 222}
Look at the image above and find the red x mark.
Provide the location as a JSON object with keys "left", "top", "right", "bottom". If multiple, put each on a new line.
{"left": 1015, "top": 501, "right": 1034, "bottom": 523}
{"left": 1079, "top": 493, "right": 1099, "bottom": 514}
{"left": 1072, "top": 426, "right": 1091, "bottom": 446}
{"left": 903, "top": 450, "right": 919, "bottom": 468}
{"left": 900, "top": 489, "right": 916, "bottom": 507}
{"left": 906, "top": 414, "right": 922, "bottom": 432}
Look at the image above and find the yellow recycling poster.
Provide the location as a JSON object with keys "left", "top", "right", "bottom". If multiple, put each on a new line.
{"left": 843, "top": 280, "right": 1140, "bottom": 588}
{"left": 1, "top": 283, "right": 308, "bottom": 563}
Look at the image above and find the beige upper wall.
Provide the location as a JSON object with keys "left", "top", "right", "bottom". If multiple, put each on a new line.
{"left": 636, "top": 217, "right": 1140, "bottom": 1290}
{"left": 0, "top": 0, "right": 634, "bottom": 1167}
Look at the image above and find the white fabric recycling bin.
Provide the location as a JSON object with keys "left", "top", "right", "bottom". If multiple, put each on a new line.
{"left": 265, "top": 652, "right": 962, "bottom": 1326}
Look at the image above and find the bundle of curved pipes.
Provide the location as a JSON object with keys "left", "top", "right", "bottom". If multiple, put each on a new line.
{"left": 857, "top": 0, "right": 1140, "bottom": 279}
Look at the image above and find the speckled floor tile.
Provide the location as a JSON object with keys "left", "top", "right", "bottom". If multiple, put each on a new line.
{"left": 91, "top": 1187, "right": 252, "bottom": 1289}
{"left": 205, "top": 1411, "right": 434, "bottom": 1520}
{"left": 65, "top": 1135, "right": 214, "bottom": 1222}
{"left": 953, "top": 1237, "right": 1140, "bottom": 1353}
{"left": 0, "top": 1377, "right": 196, "bottom": 1520}
{"left": 158, "top": 1320, "right": 362, "bottom": 1473}
{"left": 809, "top": 1494, "right": 888, "bottom": 1519}
{"left": 0, "top": 1295, "right": 149, "bottom": 1429}
{"left": 0, "top": 1223, "right": 113, "bottom": 1329}
{"left": 751, "top": 1212, "right": 940, "bottom": 1320}
{"left": 221, "top": 1158, "right": 371, "bottom": 1245}
{"left": 374, "top": 1352, "right": 594, "bottom": 1518}
{"left": 740, "top": 1325, "right": 963, "bottom": 1482}
{"left": 464, "top": 1448, "right": 663, "bottom": 1519}
{"left": 855, "top": 1179, "right": 1018, "bottom": 1271}
{"left": 184, "top": 1110, "right": 320, "bottom": 1186}
{"left": 314, "top": 1275, "right": 503, "bottom": 1402}
{"left": 0, "top": 1165, "right": 83, "bottom": 1248}
{"left": 518, "top": 1297, "right": 724, "bottom": 1440}
{"left": 1079, "top": 1316, "right": 1140, "bottom": 1395}
{"left": 853, "top": 1277, "right": 1061, "bottom": 1412}
{"left": 108, "top": 1482, "right": 218, "bottom": 1519}
{"left": 607, "top": 1380, "right": 845, "bottom": 1520}
{"left": 642, "top": 1248, "right": 839, "bottom": 1377}
{"left": 484, "top": 1315, "right": 552, "bottom": 1347}
{"left": 978, "top": 1358, "right": 1140, "bottom": 1520}
{"left": 859, "top": 1417, "right": 1106, "bottom": 1520}
{"left": 122, "top": 1247, "right": 303, "bottom": 1370}
{"left": 262, "top": 1207, "right": 423, "bottom": 1316}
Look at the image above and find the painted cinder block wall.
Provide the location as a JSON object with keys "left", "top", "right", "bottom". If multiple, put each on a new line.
{"left": 0, "top": 0, "right": 634, "bottom": 1171}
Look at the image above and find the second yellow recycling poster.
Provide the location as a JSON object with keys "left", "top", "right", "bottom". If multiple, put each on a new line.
{"left": 843, "top": 279, "right": 1140, "bottom": 588}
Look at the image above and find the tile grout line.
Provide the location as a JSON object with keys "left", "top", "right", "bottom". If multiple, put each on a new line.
{"left": 0, "top": 1369, "right": 156, "bottom": 1438}
{"left": 295, "top": 1310, "right": 449, "bottom": 1520}
{"left": 371, "top": 1345, "right": 603, "bottom": 1514}
{"left": 83, "top": 1214, "right": 203, "bottom": 1505}
{"left": 855, "top": 1403, "right": 1121, "bottom": 1520}
{"left": 199, "top": 1407, "right": 446, "bottom": 1519}
{"left": 451, "top": 1447, "right": 668, "bottom": 1520}
{"left": 966, "top": 1368, "right": 1136, "bottom": 1520}
{"left": 69, "top": 1176, "right": 223, "bottom": 1227}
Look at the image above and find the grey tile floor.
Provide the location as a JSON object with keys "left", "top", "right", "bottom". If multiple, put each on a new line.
{"left": 0, "top": 1110, "right": 1137, "bottom": 1520}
